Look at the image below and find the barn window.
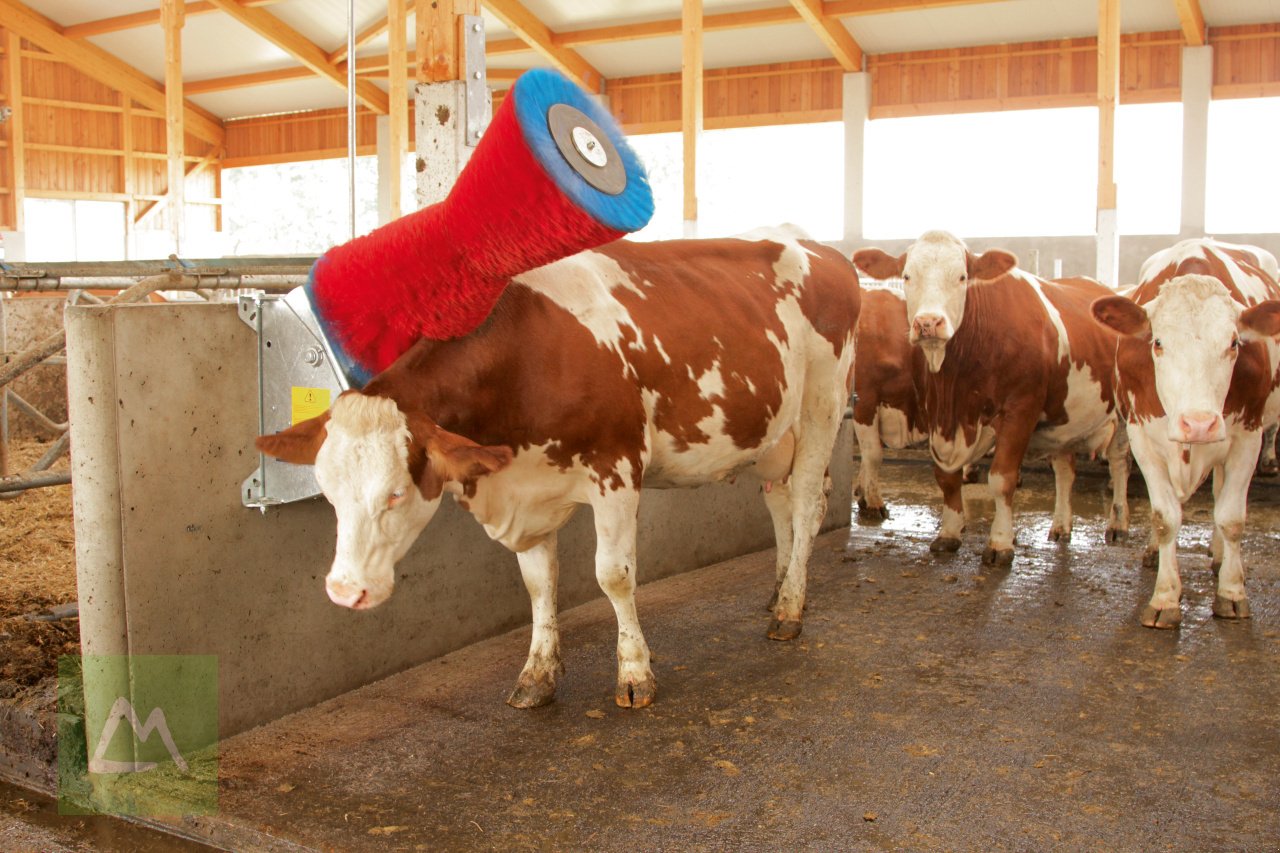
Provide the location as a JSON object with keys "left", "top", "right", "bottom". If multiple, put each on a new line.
{"left": 1206, "top": 97, "right": 1280, "bottom": 234}
{"left": 21, "top": 199, "right": 126, "bottom": 262}
{"left": 1115, "top": 103, "right": 1181, "bottom": 236}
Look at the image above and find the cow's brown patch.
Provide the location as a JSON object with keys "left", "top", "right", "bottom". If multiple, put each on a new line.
{"left": 853, "top": 290, "right": 926, "bottom": 436}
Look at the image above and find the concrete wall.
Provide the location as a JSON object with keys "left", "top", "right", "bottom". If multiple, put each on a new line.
{"left": 830, "top": 233, "right": 1280, "bottom": 286}
{"left": 64, "top": 302, "right": 854, "bottom": 737}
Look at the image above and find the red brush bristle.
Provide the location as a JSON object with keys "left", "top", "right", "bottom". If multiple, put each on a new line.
{"left": 312, "top": 91, "right": 626, "bottom": 376}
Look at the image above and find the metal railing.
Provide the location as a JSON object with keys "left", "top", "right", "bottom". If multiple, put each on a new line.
{"left": 0, "top": 256, "right": 314, "bottom": 496}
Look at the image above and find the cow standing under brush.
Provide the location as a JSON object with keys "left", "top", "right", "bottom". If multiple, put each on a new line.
{"left": 853, "top": 231, "right": 1130, "bottom": 565}
{"left": 256, "top": 230, "right": 861, "bottom": 708}
{"left": 1092, "top": 238, "right": 1280, "bottom": 627}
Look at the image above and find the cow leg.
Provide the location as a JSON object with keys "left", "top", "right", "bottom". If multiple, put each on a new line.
{"left": 1210, "top": 466, "right": 1225, "bottom": 571}
{"left": 1257, "top": 423, "right": 1278, "bottom": 477}
{"left": 591, "top": 489, "right": 656, "bottom": 708}
{"left": 508, "top": 534, "right": 563, "bottom": 709}
{"left": 984, "top": 426, "right": 1034, "bottom": 566}
{"left": 1129, "top": 435, "right": 1184, "bottom": 628}
{"left": 763, "top": 478, "right": 794, "bottom": 612}
{"left": 1105, "top": 423, "right": 1131, "bottom": 543}
{"left": 853, "top": 416, "right": 889, "bottom": 520}
{"left": 929, "top": 464, "right": 965, "bottom": 553}
{"left": 768, "top": 394, "right": 842, "bottom": 642}
{"left": 1211, "top": 433, "right": 1261, "bottom": 620}
{"left": 1048, "top": 450, "right": 1076, "bottom": 542}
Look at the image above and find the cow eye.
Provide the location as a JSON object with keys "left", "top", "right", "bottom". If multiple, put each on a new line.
{"left": 902, "top": 274, "right": 911, "bottom": 282}
{"left": 1229, "top": 336, "right": 1241, "bottom": 352}
{"left": 1152, "top": 339, "right": 1163, "bottom": 355}
{"left": 388, "top": 488, "right": 407, "bottom": 507}
{"left": 960, "top": 273, "right": 968, "bottom": 282}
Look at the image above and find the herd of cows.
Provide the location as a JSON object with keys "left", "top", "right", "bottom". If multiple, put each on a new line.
{"left": 257, "top": 228, "right": 1280, "bottom": 709}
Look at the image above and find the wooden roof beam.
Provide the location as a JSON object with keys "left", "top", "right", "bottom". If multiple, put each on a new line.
{"left": 61, "top": 0, "right": 286, "bottom": 40}
{"left": 0, "top": 0, "right": 225, "bottom": 145}
{"left": 1173, "top": 0, "right": 1206, "bottom": 46}
{"left": 789, "top": 0, "right": 863, "bottom": 71}
{"left": 205, "top": 0, "right": 390, "bottom": 114}
{"left": 481, "top": 0, "right": 604, "bottom": 92}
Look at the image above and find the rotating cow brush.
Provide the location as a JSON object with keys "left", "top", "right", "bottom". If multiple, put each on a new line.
{"left": 304, "top": 68, "right": 654, "bottom": 386}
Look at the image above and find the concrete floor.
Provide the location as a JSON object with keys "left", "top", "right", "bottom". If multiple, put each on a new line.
{"left": 143, "top": 458, "right": 1280, "bottom": 852}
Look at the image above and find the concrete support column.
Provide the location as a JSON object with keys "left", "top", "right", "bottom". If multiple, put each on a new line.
{"left": 413, "top": 81, "right": 491, "bottom": 208}
{"left": 1180, "top": 44, "right": 1213, "bottom": 237}
{"left": 842, "top": 71, "right": 871, "bottom": 245}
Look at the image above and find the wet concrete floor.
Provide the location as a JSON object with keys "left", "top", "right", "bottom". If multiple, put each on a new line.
{"left": 159, "top": 457, "right": 1280, "bottom": 852}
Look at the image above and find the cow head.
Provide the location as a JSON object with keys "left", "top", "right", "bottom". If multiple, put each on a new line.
{"left": 853, "top": 231, "right": 1017, "bottom": 372}
{"left": 1092, "top": 275, "right": 1280, "bottom": 444}
{"left": 256, "top": 393, "right": 512, "bottom": 609}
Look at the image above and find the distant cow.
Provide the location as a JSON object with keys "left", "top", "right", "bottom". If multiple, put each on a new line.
{"left": 1092, "top": 238, "right": 1280, "bottom": 627}
{"left": 851, "top": 286, "right": 928, "bottom": 519}
{"left": 256, "top": 230, "right": 860, "bottom": 708}
{"left": 853, "top": 231, "right": 1130, "bottom": 565}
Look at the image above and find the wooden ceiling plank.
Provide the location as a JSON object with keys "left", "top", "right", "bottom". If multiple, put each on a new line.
{"left": 61, "top": 0, "right": 286, "bottom": 40}
{"left": 1173, "top": 0, "right": 1206, "bottom": 46}
{"left": 205, "top": 0, "right": 390, "bottom": 113}
{"left": 790, "top": 0, "right": 863, "bottom": 71}
{"left": 0, "top": 0, "right": 224, "bottom": 144}
{"left": 482, "top": 0, "right": 603, "bottom": 92}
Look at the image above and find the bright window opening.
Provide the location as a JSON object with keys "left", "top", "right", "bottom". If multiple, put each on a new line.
{"left": 1206, "top": 97, "right": 1280, "bottom": 234}
{"left": 21, "top": 199, "right": 126, "bottom": 262}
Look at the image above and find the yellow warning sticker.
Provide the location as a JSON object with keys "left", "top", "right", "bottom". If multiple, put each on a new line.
{"left": 291, "top": 386, "right": 331, "bottom": 424}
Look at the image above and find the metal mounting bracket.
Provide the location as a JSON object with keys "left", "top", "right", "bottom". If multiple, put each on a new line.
{"left": 463, "top": 15, "right": 487, "bottom": 147}
{"left": 238, "top": 288, "right": 349, "bottom": 510}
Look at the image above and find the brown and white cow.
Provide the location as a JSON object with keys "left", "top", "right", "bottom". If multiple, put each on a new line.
{"left": 851, "top": 286, "right": 928, "bottom": 519}
{"left": 256, "top": 229, "right": 860, "bottom": 708}
{"left": 853, "top": 231, "right": 1130, "bottom": 565}
{"left": 1092, "top": 238, "right": 1280, "bottom": 628}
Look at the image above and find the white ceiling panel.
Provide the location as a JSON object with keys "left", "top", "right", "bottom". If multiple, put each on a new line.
{"left": 269, "top": 0, "right": 392, "bottom": 55}
{"left": 88, "top": 15, "right": 295, "bottom": 82}
{"left": 702, "top": 22, "right": 831, "bottom": 70}
{"left": 29, "top": 0, "right": 157, "bottom": 27}
{"left": 190, "top": 77, "right": 354, "bottom": 121}
{"left": 518, "top": 0, "right": 784, "bottom": 32}
{"left": 1203, "top": 0, "right": 1280, "bottom": 27}
{"left": 575, "top": 37, "right": 683, "bottom": 80}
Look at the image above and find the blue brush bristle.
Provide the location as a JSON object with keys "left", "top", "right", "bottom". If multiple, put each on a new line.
{"left": 511, "top": 69, "right": 654, "bottom": 234}
{"left": 304, "top": 260, "right": 373, "bottom": 389}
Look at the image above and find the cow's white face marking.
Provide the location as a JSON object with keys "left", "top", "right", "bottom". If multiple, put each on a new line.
{"left": 901, "top": 231, "right": 970, "bottom": 372}
{"left": 313, "top": 395, "right": 439, "bottom": 610}
{"left": 1144, "top": 275, "right": 1243, "bottom": 445}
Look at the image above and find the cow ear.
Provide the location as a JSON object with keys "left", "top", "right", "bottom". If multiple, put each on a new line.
{"left": 1239, "top": 300, "right": 1280, "bottom": 341}
{"left": 968, "top": 249, "right": 1017, "bottom": 281}
{"left": 256, "top": 412, "right": 330, "bottom": 465}
{"left": 1092, "top": 295, "right": 1151, "bottom": 339}
{"left": 851, "top": 248, "right": 905, "bottom": 280}
{"left": 407, "top": 414, "right": 513, "bottom": 492}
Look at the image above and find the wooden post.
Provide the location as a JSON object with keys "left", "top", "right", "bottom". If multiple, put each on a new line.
{"left": 682, "top": 0, "right": 703, "bottom": 234}
{"left": 121, "top": 95, "right": 134, "bottom": 255}
{"left": 161, "top": 0, "right": 185, "bottom": 254}
{"left": 387, "top": 0, "right": 407, "bottom": 218}
{"left": 4, "top": 30, "right": 26, "bottom": 233}
{"left": 1095, "top": 0, "right": 1119, "bottom": 286}
{"left": 417, "top": 0, "right": 477, "bottom": 84}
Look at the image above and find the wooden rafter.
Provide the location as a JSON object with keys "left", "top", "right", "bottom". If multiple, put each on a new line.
{"left": 204, "top": 0, "right": 390, "bottom": 114}
{"left": 60, "top": 0, "right": 285, "bottom": 39}
{"left": 485, "top": 0, "right": 1013, "bottom": 54}
{"left": 789, "top": 0, "right": 863, "bottom": 71}
{"left": 163, "top": 0, "right": 185, "bottom": 250}
{"left": 1173, "top": 0, "right": 1206, "bottom": 46}
{"left": 0, "top": 0, "right": 224, "bottom": 145}
{"left": 482, "top": 0, "right": 604, "bottom": 93}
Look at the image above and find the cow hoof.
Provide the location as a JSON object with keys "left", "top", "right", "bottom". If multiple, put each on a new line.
{"left": 1212, "top": 595, "right": 1251, "bottom": 620}
{"left": 981, "top": 547, "right": 1014, "bottom": 567}
{"left": 767, "top": 618, "right": 803, "bottom": 641}
{"left": 1141, "top": 548, "right": 1159, "bottom": 569}
{"left": 1104, "top": 526, "right": 1128, "bottom": 544}
{"left": 1140, "top": 603, "right": 1181, "bottom": 629}
{"left": 507, "top": 673, "right": 557, "bottom": 709}
{"left": 857, "top": 499, "right": 889, "bottom": 521}
{"left": 615, "top": 674, "right": 657, "bottom": 709}
{"left": 1048, "top": 527, "right": 1071, "bottom": 543}
{"left": 929, "top": 536, "right": 962, "bottom": 554}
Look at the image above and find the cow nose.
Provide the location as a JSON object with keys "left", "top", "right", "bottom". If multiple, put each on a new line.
{"left": 1176, "top": 411, "right": 1224, "bottom": 444}
{"left": 326, "top": 578, "right": 368, "bottom": 609}
{"left": 913, "top": 314, "right": 947, "bottom": 339}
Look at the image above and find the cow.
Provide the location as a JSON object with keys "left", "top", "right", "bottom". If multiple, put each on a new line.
{"left": 255, "top": 229, "right": 861, "bottom": 709}
{"left": 852, "top": 231, "right": 1130, "bottom": 565}
{"left": 1092, "top": 238, "right": 1280, "bottom": 628}
{"left": 850, "top": 286, "right": 928, "bottom": 519}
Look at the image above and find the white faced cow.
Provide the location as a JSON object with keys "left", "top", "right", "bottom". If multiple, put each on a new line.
{"left": 257, "top": 230, "right": 861, "bottom": 708}
{"left": 1092, "top": 238, "right": 1280, "bottom": 627}
{"left": 853, "top": 231, "right": 1130, "bottom": 565}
